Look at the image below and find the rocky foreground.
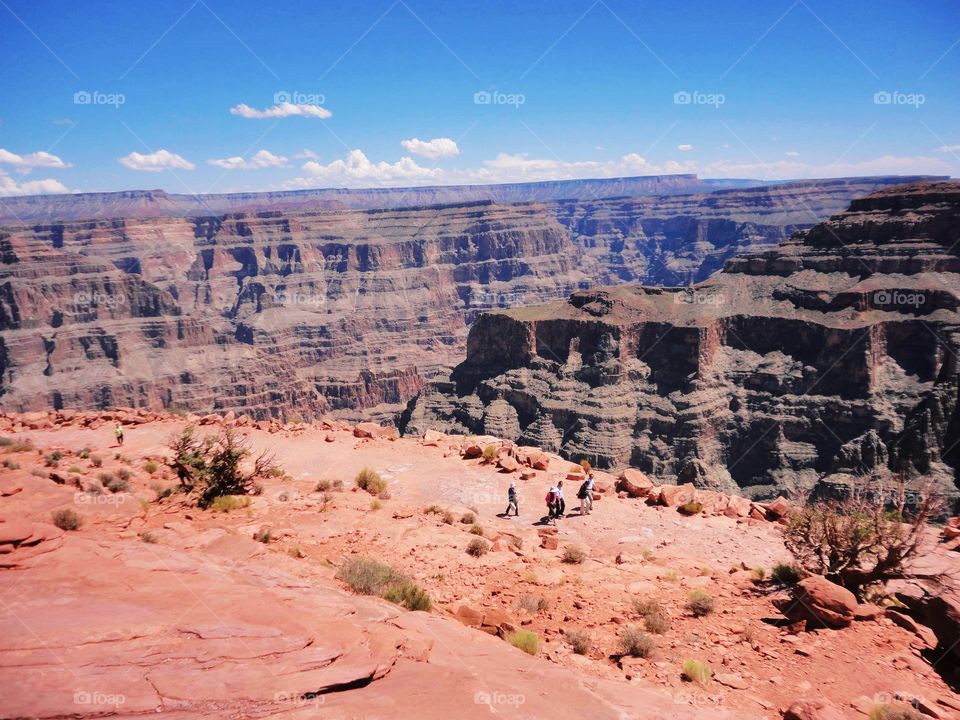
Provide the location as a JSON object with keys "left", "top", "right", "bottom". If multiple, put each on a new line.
{"left": 0, "top": 176, "right": 930, "bottom": 423}
{"left": 1, "top": 410, "right": 959, "bottom": 718}
{"left": 403, "top": 181, "right": 960, "bottom": 502}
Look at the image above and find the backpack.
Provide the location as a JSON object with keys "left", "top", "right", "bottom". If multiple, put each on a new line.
{"left": 545, "top": 491, "right": 557, "bottom": 504}
{"left": 577, "top": 481, "right": 589, "bottom": 499}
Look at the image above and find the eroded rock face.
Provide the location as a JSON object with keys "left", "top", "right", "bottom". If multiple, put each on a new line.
{"left": 0, "top": 176, "right": 931, "bottom": 423}
{"left": 403, "top": 182, "right": 960, "bottom": 500}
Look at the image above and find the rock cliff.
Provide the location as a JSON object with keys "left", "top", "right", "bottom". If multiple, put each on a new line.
{"left": 402, "top": 181, "right": 960, "bottom": 501}
{"left": 0, "top": 176, "right": 938, "bottom": 422}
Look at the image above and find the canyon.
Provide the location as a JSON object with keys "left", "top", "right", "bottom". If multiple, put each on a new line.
{"left": 403, "top": 181, "right": 960, "bottom": 502}
{"left": 0, "top": 175, "right": 936, "bottom": 428}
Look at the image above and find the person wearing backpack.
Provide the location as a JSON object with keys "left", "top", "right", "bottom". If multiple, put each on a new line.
{"left": 555, "top": 480, "right": 566, "bottom": 518}
{"left": 114, "top": 424, "right": 124, "bottom": 447}
{"left": 505, "top": 481, "right": 519, "bottom": 517}
{"left": 578, "top": 474, "right": 595, "bottom": 515}
{"left": 545, "top": 485, "right": 559, "bottom": 524}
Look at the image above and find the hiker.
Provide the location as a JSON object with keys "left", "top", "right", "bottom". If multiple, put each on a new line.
{"left": 578, "top": 473, "right": 595, "bottom": 515}
{"left": 114, "top": 424, "right": 124, "bottom": 447}
{"left": 545, "top": 485, "right": 560, "bottom": 524}
{"left": 505, "top": 481, "right": 519, "bottom": 517}
{"left": 556, "top": 480, "right": 566, "bottom": 518}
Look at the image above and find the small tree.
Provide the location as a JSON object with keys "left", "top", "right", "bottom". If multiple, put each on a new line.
{"left": 783, "top": 479, "right": 942, "bottom": 596}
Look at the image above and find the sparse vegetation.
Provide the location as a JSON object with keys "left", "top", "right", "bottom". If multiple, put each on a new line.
{"left": 869, "top": 704, "right": 923, "bottom": 720}
{"left": 140, "top": 531, "right": 158, "bottom": 544}
{"left": 369, "top": 499, "right": 382, "bottom": 510}
{"left": 90, "top": 455, "right": 103, "bottom": 468}
{"left": 67, "top": 465, "right": 82, "bottom": 474}
{"left": 44, "top": 451, "right": 62, "bottom": 467}
{"left": 518, "top": 594, "right": 550, "bottom": 614}
{"left": 686, "top": 590, "right": 715, "bottom": 617}
{"left": 441, "top": 511, "right": 455, "bottom": 525}
{"left": 143, "top": 461, "right": 158, "bottom": 474}
{"left": 678, "top": 500, "right": 703, "bottom": 515}
{"left": 316, "top": 478, "right": 344, "bottom": 492}
{"left": 619, "top": 627, "right": 655, "bottom": 658}
{"left": 167, "top": 426, "right": 274, "bottom": 508}
{"left": 254, "top": 527, "right": 272, "bottom": 543}
{"left": 116, "top": 467, "right": 132, "bottom": 482}
{"left": 209, "top": 495, "right": 251, "bottom": 512}
{"left": 771, "top": 562, "right": 803, "bottom": 585}
{"left": 78, "top": 448, "right": 91, "bottom": 459}
{"left": 482, "top": 444, "right": 498, "bottom": 463}
{"left": 644, "top": 612, "right": 670, "bottom": 634}
{"left": 751, "top": 566, "right": 766, "bottom": 581}
{"left": 103, "top": 473, "right": 128, "bottom": 493}
{"left": 460, "top": 511, "right": 476, "bottom": 524}
{"left": 2, "top": 459, "right": 20, "bottom": 470}
{"left": 466, "top": 537, "right": 489, "bottom": 557}
{"left": 423, "top": 504, "right": 443, "bottom": 515}
{"left": 336, "top": 556, "right": 432, "bottom": 611}
{"left": 52, "top": 508, "right": 82, "bottom": 531}
{"left": 664, "top": 570, "right": 678, "bottom": 582}
{"left": 565, "top": 630, "right": 591, "bottom": 655}
{"left": 681, "top": 659, "right": 712, "bottom": 686}
{"left": 1, "top": 439, "right": 34, "bottom": 453}
{"left": 579, "top": 459, "right": 591, "bottom": 473}
{"left": 633, "top": 598, "right": 664, "bottom": 617}
{"left": 469, "top": 524, "right": 484, "bottom": 536}
{"left": 507, "top": 630, "right": 540, "bottom": 655}
{"left": 561, "top": 544, "right": 586, "bottom": 564}
{"left": 355, "top": 467, "right": 387, "bottom": 496}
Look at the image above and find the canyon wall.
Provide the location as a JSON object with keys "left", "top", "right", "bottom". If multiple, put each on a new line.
{"left": 0, "top": 176, "right": 939, "bottom": 422}
{"left": 402, "top": 182, "right": 960, "bottom": 501}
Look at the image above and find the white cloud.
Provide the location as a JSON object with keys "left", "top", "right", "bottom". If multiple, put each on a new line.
{"left": 284, "top": 149, "right": 442, "bottom": 188}
{"left": 0, "top": 148, "right": 71, "bottom": 171}
{"left": 295, "top": 149, "right": 320, "bottom": 160}
{"left": 118, "top": 149, "right": 195, "bottom": 172}
{"left": 0, "top": 171, "right": 70, "bottom": 196}
{"left": 938, "top": 145, "right": 960, "bottom": 153}
{"left": 399, "top": 137, "right": 460, "bottom": 160}
{"left": 229, "top": 102, "right": 331, "bottom": 120}
{"left": 785, "top": 151, "right": 800, "bottom": 157}
{"left": 208, "top": 149, "right": 288, "bottom": 170}
{"left": 677, "top": 144, "right": 693, "bottom": 152}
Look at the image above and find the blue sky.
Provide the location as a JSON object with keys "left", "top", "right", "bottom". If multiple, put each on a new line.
{"left": 0, "top": 0, "right": 958, "bottom": 195}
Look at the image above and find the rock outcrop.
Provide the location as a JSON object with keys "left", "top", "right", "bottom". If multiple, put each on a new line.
{"left": 403, "top": 181, "right": 960, "bottom": 501}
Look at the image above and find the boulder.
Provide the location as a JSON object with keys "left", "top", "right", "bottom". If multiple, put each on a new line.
{"left": 783, "top": 698, "right": 847, "bottom": 720}
{"left": 774, "top": 575, "right": 857, "bottom": 629}
{"left": 422, "top": 429, "right": 446, "bottom": 447}
{"left": 353, "top": 422, "right": 399, "bottom": 440}
{"left": 658, "top": 483, "right": 695, "bottom": 507}
{"left": 766, "top": 496, "right": 793, "bottom": 519}
{"left": 677, "top": 458, "right": 739, "bottom": 494}
{"left": 528, "top": 451, "right": 550, "bottom": 471}
{"left": 616, "top": 469, "right": 653, "bottom": 498}
{"left": 723, "top": 495, "right": 752, "bottom": 518}
{"left": 497, "top": 455, "right": 519, "bottom": 473}
{"left": 462, "top": 442, "right": 483, "bottom": 458}
{"left": 886, "top": 608, "right": 939, "bottom": 647}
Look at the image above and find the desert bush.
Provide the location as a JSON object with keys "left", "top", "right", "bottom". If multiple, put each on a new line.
{"left": 44, "top": 451, "right": 62, "bottom": 467}
{"left": 678, "top": 501, "right": 703, "bottom": 515}
{"left": 116, "top": 468, "right": 132, "bottom": 482}
{"left": 382, "top": 579, "right": 433, "bottom": 611}
{"left": 466, "top": 537, "right": 489, "bottom": 557}
{"left": 482, "top": 444, "right": 498, "bottom": 463}
{"left": 143, "top": 461, "right": 158, "bottom": 474}
{"left": 869, "top": 704, "right": 923, "bottom": 720}
{"left": 633, "top": 598, "right": 664, "bottom": 617}
{"left": 469, "top": 524, "right": 484, "bottom": 536}
{"left": 209, "top": 495, "right": 250, "bottom": 512}
{"left": 90, "top": 455, "right": 103, "bottom": 468}
{"left": 98, "top": 471, "right": 114, "bottom": 484}
{"left": 460, "top": 511, "right": 476, "bottom": 524}
{"left": 681, "top": 659, "right": 712, "bottom": 686}
{"left": 254, "top": 527, "right": 272, "bottom": 544}
{"left": 686, "top": 590, "right": 715, "bottom": 617}
{"left": 565, "top": 630, "right": 591, "bottom": 655}
{"left": 772, "top": 562, "right": 803, "bottom": 585}
{"left": 67, "top": 465, "right": 82, "bottom": 474}
{"left": 2, "top": 459, "right": 20, "bottom": 470}
{"left": 3, "top": 440, "right": 34, "bottom": 453}
{"left": 507, "top": 630, "right": 540, "bottom": 655}
{"left": 562, "top": 544, "right": 587, "bottom": 564}
{"left": 784, "top": 480, "right": 942, "bottom": 595}
{"left": 78, "top": 448, "right": 90, "bottom": 459}
{"left": 751, "top": 567, "right": 766, "bottom": 581}
{"left": 355, "top": 467, "right": 387, "bottom": 495}
{"left": 369, "top": 500, "right": 382, "bottom": 510}
{"left": 518, "top": 594, "right": 550, "bottom": 614}
{"left": 644, "top": 612, "right": 670, "bottom": 634}
{"left": 316, "top": 478, "right": 344, "bottom": 492}
{"left": 700, "top": 567, "right": 712, "bottom": 576}
{"left": 52, "top": 508, "right": 82, "bottom": 531}
{"left": 167, "top": 426, "right": 274, "bottom": 508}
{"left": 579, "top": 459, "right": 592, "bottom": 473}
{"left": 619, "top": 627, "right": 655, "bottom": 658}
{"left": 423, "top": 504, "right": 443, "bottom": 514}
{"left": 104, "top": 474, "right": 129, "bottom": 493}
{"left": 664, "top": 570, "right": 678, "bottom": 582}
{"left": 441, "top": 511, "right": 455, "bottom": 525}
{"left": 141, "top": 531, "right": 158, "bottom": 544}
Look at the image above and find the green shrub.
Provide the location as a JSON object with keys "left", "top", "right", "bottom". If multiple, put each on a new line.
{"left": 67, "top": 465, "right": 82, "bottom": 474}
{"left": 355, "top": 467, "right": 387, "bottom": 495}
{"left": 772, "top": 562, "right": 803, "bottom": 585}
{"left": 382, "top": 579, "right": 433, "bottom": 611}
{"left": 466, "top": 537, "right": 489, "bottom": 557}
{"left": 52, "top": 508, "right": 82, "bottom": 531}
{"left": 644, "top": 612, "right": 670, "bottom": 634}
{"left": 143, "top": 461, "right": 158, "bottom": 474}
{"left": 460, "top": 511, "right": 476, "bottom": 524}
{"left": 678, "top": 501, "right": 703, "bottom": 515}
{"left": 562, "top": 545, "right": 586, "bottom": 564}
{"left": 619, "top": 627, "right": 655, "bottom": 657}
{"left": 209, "top": 495, "right": 250, "bottom": 512}
{"left": 681, "top": 659, "right": 712, "bottom": 686}
{"left": 686, "top": 590, "right": 715, "bottom": 617}
{"left": 482, "top": 444, "right": 497, "bottom": 463}
{"left": 507, "top": 630, "right": 540, "bottom": 655}
{"left": 565, "top": 630, "right": 590, "bottom": 655}
{"left": 336, "top": 556, "right": 432, "bottom": 612}
{"left": 469, "top": 524, "right": 484, "bottom": 536}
